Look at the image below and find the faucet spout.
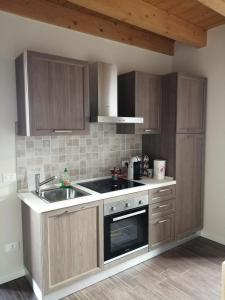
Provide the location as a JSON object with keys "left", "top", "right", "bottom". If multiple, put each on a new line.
{"left": 35, "top": 174, "right": 57, "bottom": 195}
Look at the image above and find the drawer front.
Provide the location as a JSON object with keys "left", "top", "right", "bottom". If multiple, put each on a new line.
{"left": 149, "top": 214, "right": 175, "bottom": 248}
{"left": 149, "top": 199, "right": 175, "bottom": 218}
{"left": 149, "top": 185, "right": 176, "bottom": 204}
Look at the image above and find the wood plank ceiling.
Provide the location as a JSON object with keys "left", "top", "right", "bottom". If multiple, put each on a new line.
{"left": 0, "top": 0, "right": 225, "bottom": 56}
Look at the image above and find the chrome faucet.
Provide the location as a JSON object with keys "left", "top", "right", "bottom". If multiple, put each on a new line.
{"left": 35, "top": 174, "right": 57, "bottom": 195}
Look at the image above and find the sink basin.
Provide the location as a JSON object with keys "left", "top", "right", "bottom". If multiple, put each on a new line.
{"left": 34, "top": 187, "right": 89, "bottom": 203}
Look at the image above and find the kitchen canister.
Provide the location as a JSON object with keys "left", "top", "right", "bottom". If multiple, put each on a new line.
{"left": 154, "top": 160, "right": 166, "bottom": 180}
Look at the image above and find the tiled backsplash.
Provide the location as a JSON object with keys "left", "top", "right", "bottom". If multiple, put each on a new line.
{"left": 15, "top": 124, "right": 142, "bottom": 190}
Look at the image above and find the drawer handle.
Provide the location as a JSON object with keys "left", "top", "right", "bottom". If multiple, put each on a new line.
{"left": 152, "top": 196, "right": 161, "bottom": 201}
{"left": 159, "top": 188, "right": 171, "bottom": 193}
{"left": 145, "top": 129, "right": 152, "bottom": 132}
{"left": 53, "top": 130, "right": 73, "bottom": 133}
{"left": 158, "top": 204, "right": 168, "bottom": 208}
{"left": 158, "top": 219, "right": 168, "bottom": 224}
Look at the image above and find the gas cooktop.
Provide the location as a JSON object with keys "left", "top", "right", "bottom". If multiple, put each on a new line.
{"left": 78, "top": 178, "right": 144, "bottom": 194}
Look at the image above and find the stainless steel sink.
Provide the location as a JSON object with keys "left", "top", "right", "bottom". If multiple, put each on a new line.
{"left": 34, "top": 187, "right": 89, "bottom": 203}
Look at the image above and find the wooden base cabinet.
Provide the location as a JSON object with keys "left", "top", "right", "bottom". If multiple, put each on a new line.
{"left": 175, "top": 134, "right": 205, "bottom": 239}
{"left": 149, "top": 214, "right": 175, "bottom": 248}
{"left": 22, "top": 201, "right": 103, "bottom": 295}
{"left": 149, "top": 185, "right": 176, "bottom": 249}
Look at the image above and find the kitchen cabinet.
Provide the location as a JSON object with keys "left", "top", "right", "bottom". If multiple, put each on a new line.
{"left": 149, "top": 185, "right": 176, "bottom": 204}
{"left": 117, "top": 71, "right": 161, "bottom": 134}
{"left": 175, "top": 134, "right": 204, "bottom": 238}
{"left": 143, "top": 73, "right": 206, "bottom": 239}
{"left": 22, "top": 200, "right": 103, "bottom": 294}
{"left": 149, "top": 214, "right": 175, "bottom": 248}
{"left": 177, "top": 74, "right": 206, "bottom": 133}
{"left": 149, "top": 185, "right": 176, "bottom": 248}
{"left": 15, "top": 51, "right": 89, "bottom": 136}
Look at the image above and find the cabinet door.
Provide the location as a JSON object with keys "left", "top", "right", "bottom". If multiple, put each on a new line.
{"left": 177, "top": 75, "right": 206, "bottom": 133}
{"left": 135, "top": 72, "right": 161, "bottom": 134}
{"left": 43, "top": 201, "right": 103, "bottom": 292}
{"left": 27, "top": 51, "right": 89, "bottom": 135}
{"left": 175, "top": 134, "right": 205, "bottom": 239}
{"left": 149, "top": 214, "right": 175, "bottom": 248}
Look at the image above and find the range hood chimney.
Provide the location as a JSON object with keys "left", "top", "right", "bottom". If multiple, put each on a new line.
{"left": 89, "top": 62, "right": 143, "bottom": 124}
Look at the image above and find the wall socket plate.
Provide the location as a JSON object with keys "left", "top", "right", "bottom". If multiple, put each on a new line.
{"left": 4, "top": 241, "right": 20, "bottom": 253}
{"left": 122, "top": 160, "right": 129, "bottom": 168}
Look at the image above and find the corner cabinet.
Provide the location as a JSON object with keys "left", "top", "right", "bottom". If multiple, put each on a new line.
{"left": 15, "top": 51, "right": 90, "bottom": 136}
{"left": 21, "top": 201, "right": 103, "bottom": 295}
{"left": 117, "top": 71, "right": 161, "bottom": 134}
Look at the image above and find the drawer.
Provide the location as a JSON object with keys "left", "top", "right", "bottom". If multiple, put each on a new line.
{"left": 149, "top": 185, "right": 176, "bottom": 204}
{"left": 149, "top": 214, "right": 175, "bottom": 248}
{"left": 149, "top": 199, "right": 175, "bottom": 218}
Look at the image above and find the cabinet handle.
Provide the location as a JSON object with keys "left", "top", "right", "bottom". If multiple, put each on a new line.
{"left": 158, "top": 219, "right": 168, "bottom": 224}
{"left": 56, "top": 210, "right": 69, "bottom": 216}
{"left": 54, "top": 205, "right": 89, "bottom": 216}
{"left": 53, "top": 130, "right": 73, "bottom": 133}
{"left": 159, "top": 188, "right": 170, "bottom": 193}
{"left": 158, "top": 204, "right": 168, "bottom": 208}
{"left": 152, "top": 196, "right": 161, "bottom": 201}
{"left": 145, "top": 129, "right": 152, "bottom": 132}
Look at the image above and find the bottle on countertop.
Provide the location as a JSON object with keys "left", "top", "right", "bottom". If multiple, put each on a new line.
{"left": 61, "top": 168, "right": 71, "bottom": 187}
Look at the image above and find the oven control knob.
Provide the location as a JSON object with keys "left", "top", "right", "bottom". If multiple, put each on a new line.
{"left": 139, "top": 200, "right": 143, "bottom": 205}
{"left": 111, "top": 206, "right": 116, "bottom": 212}
{"left": 125, "top": 203, "right": 130, "bottom": 208}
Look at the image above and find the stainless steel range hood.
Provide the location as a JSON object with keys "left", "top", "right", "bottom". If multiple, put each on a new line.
{"left": 89, "top": 62, "right": 143, "bottom": 124}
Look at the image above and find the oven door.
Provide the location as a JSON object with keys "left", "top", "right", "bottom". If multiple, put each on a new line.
{"left": 104, "top": 205, "right": 148, "bottom": 262}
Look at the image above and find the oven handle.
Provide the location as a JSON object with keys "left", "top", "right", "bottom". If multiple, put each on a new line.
{"left": 112, "top": 209, "right": 147, "bottom": 222}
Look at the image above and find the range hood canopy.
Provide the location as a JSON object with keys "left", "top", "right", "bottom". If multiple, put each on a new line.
{"left": 89, "top": 62, "right": 143, "bottom": 124}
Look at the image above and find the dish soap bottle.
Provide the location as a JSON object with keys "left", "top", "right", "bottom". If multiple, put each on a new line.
{"left": 61, "top": 168, "right": 71, "bottom": 187}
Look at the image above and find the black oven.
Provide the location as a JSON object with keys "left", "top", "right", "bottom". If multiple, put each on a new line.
{"left": 104, "top": 205, "right": 148, "bottom": 262}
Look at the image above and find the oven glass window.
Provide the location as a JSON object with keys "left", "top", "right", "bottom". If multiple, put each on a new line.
{"left": 110, "top": 218, "right": 139, "bottom": 252}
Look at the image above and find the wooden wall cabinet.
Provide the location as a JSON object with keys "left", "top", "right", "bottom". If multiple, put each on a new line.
{"left": 16, "top": 51, "right": 90, "bottom": 136}
{"left": 143, "top": 73, "right": 206, "bottom": 239}
{"left": 22, "top": 200, "right": 103, "bottom": 295}
{"left": 117, "top": 71, "right": 161, "bottom": 134}
{"left": 177, "top": 74, "right": 206, "bottom": 133}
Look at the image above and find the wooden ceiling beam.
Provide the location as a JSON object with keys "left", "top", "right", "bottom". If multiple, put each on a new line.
{"left": 68, "top": 0, "right": 207, "bottom": 47}
{"left": 0, "top": 0, "right": 174, "bottom": 55}
{"left": 197, "top": 0, "right": 225, "bottom": 17}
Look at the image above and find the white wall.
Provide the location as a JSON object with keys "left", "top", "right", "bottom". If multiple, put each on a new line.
{"left": 173, "top": 25, "right": 225, "bottom": 245}
{"left": 0, "top": 11, "right": 173, "bottom": 283}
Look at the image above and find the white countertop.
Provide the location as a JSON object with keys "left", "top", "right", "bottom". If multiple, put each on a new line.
{"left": 18, "top": 176, "right": 176, "bottom": 213}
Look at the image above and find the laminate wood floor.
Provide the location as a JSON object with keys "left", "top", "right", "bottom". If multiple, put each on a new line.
{"left": 0, "top": 237, "right": 225, "bottom": 300}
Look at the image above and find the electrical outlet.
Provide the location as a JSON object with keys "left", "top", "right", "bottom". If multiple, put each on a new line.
{"left": 122, "top": 160, "right": 129, "bottom": 168}
{"left": 4, "top": 241, "right": 20, "bottom": 253}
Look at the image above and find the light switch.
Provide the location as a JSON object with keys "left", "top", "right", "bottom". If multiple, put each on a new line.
{"left": 2, "top": 173, "right": 17, "bottom": 185}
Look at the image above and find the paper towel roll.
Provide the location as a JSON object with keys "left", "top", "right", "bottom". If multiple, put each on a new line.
{"left": 154, "top": 160, "right": 166, "bottom": 180}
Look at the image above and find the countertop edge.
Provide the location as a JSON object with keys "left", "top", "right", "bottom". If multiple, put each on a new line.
{"left": 18, "top": 178, "right": 176, "bottom": 213}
